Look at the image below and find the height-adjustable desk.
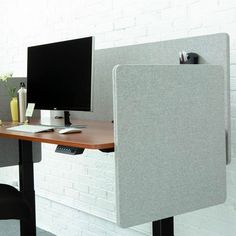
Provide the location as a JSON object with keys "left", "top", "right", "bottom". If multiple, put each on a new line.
{"left": 0, "top": 120, "right": 114, "bottom": 236}
{"left": 0, "top": 33, "right": 229, "bottom": 236}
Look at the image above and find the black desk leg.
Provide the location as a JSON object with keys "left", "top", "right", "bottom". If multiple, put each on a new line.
{"left": 19, "top": 140, "right": 36, "bottom": 236}
{"left": 152, "top": 217, "right": 174, "bottom": 236}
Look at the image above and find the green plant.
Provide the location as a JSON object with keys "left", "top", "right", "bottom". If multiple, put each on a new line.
{"left": 0, "top": 73, "right": 16, "bottom": 98}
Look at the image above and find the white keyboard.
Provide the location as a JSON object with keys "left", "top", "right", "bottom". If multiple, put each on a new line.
{"left": 7, "top": 124, "right": 54, "bottom": 133}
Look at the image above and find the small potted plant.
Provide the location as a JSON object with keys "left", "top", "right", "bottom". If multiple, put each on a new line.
{"left": 0, "top": 73, "right": 18, "bottom": 122}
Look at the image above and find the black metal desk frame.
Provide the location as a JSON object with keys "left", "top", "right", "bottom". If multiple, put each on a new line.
{"left": 153, "top": 217, "right": 174, "bottom": 236}
{"left": 19, "top": 140, "right": 36, "bottom": 236}
{"left": 18, "top": 140, "right": 174, "bottom": 236}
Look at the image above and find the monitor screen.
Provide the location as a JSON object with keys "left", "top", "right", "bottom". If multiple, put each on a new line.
{"left": 27, "top": 36, "right": 94, "bottom": 111}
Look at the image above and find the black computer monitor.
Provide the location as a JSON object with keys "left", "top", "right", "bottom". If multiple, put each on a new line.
{"left": 27, "top": 36, "right": 94, "bottom": 126}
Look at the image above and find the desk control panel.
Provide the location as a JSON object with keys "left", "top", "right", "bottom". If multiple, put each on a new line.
{"left": 55, "top": 145, "right": 84, "bottom": 155}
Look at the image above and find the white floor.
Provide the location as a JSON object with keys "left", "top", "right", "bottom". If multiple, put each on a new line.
{"left": 0, "top": 220, "right": 54, "bottom": 236}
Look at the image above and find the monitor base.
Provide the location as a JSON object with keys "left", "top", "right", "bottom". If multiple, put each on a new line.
{"left": 40, "top": 111, "right": 87, "bottom": 128}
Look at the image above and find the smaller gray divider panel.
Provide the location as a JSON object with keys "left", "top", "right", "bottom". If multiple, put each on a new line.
{"left": 0, "top": 78, "right": 27, "bottom": 121}
{"left": 113, "top": 65, "right": 226, "bottom": 228}
{"left": 0, "top": 77, "right": 41, "bottom": 167}
{"left": 0, "top": 139, "right": 41, "bottom": 167}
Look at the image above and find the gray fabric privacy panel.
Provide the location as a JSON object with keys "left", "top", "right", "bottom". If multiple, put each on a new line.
{"left": 0, "top": 77, "right": 40, "bottom": 121}
{"left": 0, "top": 77, "right": 41, "bottom": 167}
{"left": 113, "top": 65, "right": 226, "bottom": 228}
{"left": 0, "top": 140, "right": 41, "bottom": 167}
{"left": 0, "top": 78, "right": 27, "bottom": 121}
{"left": 71, "top": 33, "right": 230, "bottom": 163}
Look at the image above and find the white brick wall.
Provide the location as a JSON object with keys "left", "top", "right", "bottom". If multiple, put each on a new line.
{"left": 1, "top": 0, "right": 236, "bottom": 235}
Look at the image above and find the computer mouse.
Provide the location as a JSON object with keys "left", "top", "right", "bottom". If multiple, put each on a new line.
{"left": 59, "top": 128, "right": 82, "bottom": 134}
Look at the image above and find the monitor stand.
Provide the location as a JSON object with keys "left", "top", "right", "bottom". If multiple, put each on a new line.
{"left": 62, "top": 111, "right": 87, "bottom": 128}
{"left": 64, "top": 111, "right": 72, "bottom": 127}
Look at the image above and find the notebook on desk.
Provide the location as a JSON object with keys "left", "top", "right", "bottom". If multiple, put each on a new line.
{"left": 7, "top": 124, "right": 54, "bottom": 133}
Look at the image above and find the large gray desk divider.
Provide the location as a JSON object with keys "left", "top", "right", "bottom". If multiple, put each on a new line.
{"left": 72, "top": 33, "right": 230, "bottom": 163}
{"left": 113, "top": 65, "right": 226, "bottom": 228}
{"left": 0, "top": 77, "right": 41, "bottom": 167}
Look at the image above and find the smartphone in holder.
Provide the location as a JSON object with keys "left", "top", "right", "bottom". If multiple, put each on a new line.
{"left": 179, "top": 51, "right": 199, "bottom": 64}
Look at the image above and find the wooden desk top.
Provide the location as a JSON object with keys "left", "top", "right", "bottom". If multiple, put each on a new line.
{"left": 0, "top": 119, "right": 114, "bottom": 149}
